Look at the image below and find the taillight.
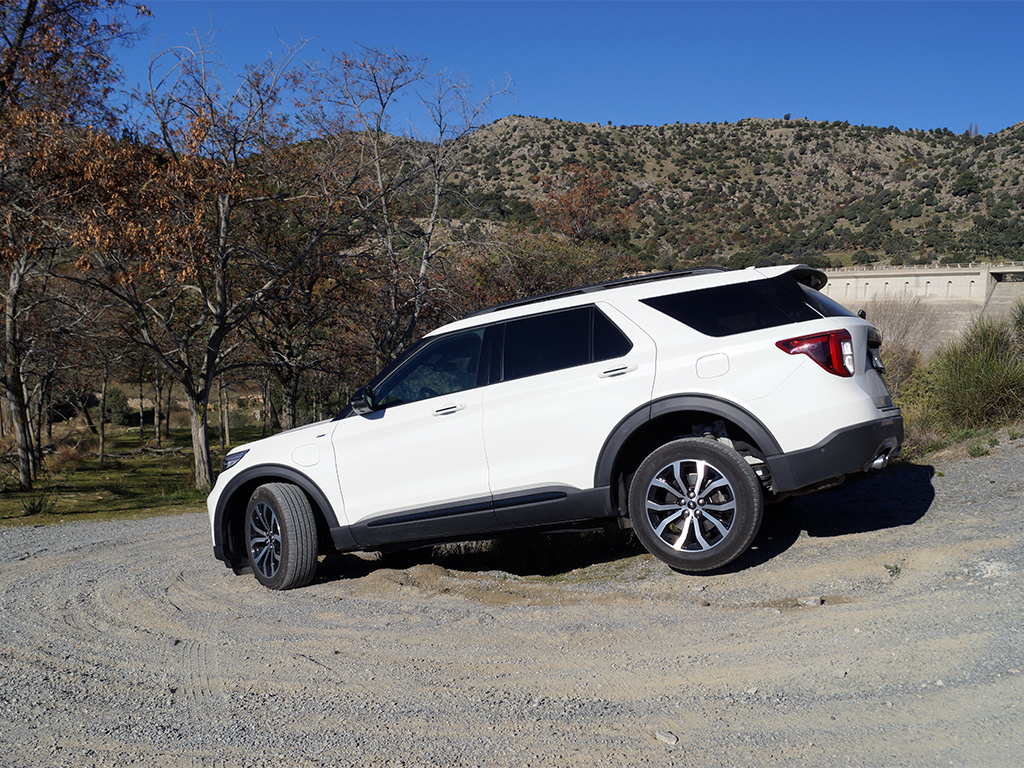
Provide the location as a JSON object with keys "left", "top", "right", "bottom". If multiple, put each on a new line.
{"left": 776, "top": 330, "right": 855, "bottom": 377}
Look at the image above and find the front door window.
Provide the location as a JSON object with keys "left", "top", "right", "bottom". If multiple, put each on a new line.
{"left": 373, "top": 330, "right": 485, "bottom": 409}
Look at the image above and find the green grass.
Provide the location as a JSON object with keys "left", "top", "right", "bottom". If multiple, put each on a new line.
{"left": 0, "top": 423, "right": 304, "bottom": 528}
{"left": 0, "top": 455, "right": 206, "bottom": 526}
{"left": 0, "top": 425, "right": 252, "bottom": 527}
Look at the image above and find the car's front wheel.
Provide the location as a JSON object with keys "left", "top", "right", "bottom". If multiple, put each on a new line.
{"left": 628, "top": 438, "right": 763, "bottom": 572}
{"left": 245, "top": 483, "right": 318, "bottom": 590}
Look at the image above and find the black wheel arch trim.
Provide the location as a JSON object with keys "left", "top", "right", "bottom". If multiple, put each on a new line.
{"left": 594, "top": 394, "right": 783, "bottom": 489}
{"left": 212, "top": 464, "right": 351, "bottom": 565}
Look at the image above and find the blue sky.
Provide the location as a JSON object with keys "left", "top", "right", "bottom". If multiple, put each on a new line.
{"left": 118, "top": 1, "right": 1024, "bottom": 135}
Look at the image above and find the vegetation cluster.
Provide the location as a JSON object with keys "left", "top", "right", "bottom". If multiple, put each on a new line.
{"left": 889, "top": 301, "right": 1024, "bottom": 458}
{"left": 452, "top": 115, "right": 1024, "bottom": 270}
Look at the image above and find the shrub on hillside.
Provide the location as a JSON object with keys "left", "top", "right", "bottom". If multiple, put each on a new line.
{"left": 926, "top": 313, "right": 1024, "bottom": 429}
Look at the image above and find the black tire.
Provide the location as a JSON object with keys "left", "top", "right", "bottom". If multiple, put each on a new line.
{"left": 245, "top": 483, "right": 318, "bottom": 590}
{"left": 628, "top": 438, "right": 763, "bottom": 572}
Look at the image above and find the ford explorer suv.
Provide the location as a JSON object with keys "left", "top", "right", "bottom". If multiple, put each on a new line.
{"left": 208, "top": 265, "right": 903, "bottom": 589}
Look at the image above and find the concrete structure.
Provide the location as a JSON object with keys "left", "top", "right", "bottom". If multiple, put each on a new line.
{"left": 822, "top": 263, "right": 1024, "bottom": 354}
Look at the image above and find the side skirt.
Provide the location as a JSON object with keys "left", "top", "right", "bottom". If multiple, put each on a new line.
{"left": 344, "top": 486, "right": 614, "bottom": 549}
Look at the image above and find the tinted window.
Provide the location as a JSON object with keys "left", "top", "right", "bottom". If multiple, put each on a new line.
{"left": 642, "top": 276, "right": 824, "bottom": 337}
{"left": 501, "top": 306, "right": 633, "bottom": 381}
{"left": 504, "top": 307, "right": 590, "bottom": 380}
{"left": 594, "top": 308, "right": 633, "bottom": 360}
{"left": 374, "top": 330, "right": 484, "bottom": 408}
{"left": 800, "top": 284, "right": 855, "bottom": 318}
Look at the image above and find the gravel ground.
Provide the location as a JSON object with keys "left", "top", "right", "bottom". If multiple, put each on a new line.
{"left": 2, "top": 437, "right": 1023, "bottom": 768}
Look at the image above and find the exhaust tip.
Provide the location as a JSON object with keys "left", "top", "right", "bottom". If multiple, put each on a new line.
{"left": 866, "top": 437, "right": 900, "bottom": 472}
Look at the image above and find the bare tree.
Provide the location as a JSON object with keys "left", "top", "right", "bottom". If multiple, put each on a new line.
{"left": 63, "top": 32, "right": 310, "bottom": 489}
{"left": 0, "top": 0, "right": 149, "bottom": 122}
{"left": 66, "top": 34, "right": 426, "bottom": 488}
{"left": 301, "top": 49, "right": 513, "bottom": 368}
{"left": 243, "top": 252, "right": 352, "bottom": 430}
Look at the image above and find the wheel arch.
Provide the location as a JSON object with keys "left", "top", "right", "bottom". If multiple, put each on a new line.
{"left": 595, "top": 394, "right": 782, "bottom": 514}
{"left": 212, "top": 465, "right": 343, "bottom": 571}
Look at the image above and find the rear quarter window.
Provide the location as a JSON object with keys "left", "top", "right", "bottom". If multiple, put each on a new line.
{"left": 799, "top": 283, "right": 855, "bottom": 318}
{"left": 641, "top": 275, "right": 839, "bottom": 337}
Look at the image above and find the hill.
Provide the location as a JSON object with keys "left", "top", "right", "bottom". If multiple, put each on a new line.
{"left": 446, "top": 115, "right": 1024, "bottom": 270}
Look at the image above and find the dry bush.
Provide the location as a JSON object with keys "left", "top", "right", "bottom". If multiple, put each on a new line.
{"left": 895, "top": 396, "right": 945, "bottom": 459}
{"left": 864, "top": 292, "right": 938, "bottom": 355}
{"left": 879, "top": 342, "right": 922, "bottom": 401}
{"left": 863, "top": 291, "right": 937, "bottom": 404}
{"left": 46, "top": 444, "right": 88, "bottom": 474}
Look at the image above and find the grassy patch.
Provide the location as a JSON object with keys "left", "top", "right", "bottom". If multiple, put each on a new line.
{"left": 0, "top": 426, "right": 211, "bottom": 527}
{"left": 966, "top": 441, "right": 990, "bottom": 458}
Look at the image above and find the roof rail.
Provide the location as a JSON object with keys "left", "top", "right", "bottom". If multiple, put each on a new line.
{"left": 466, "top": 267, "right": 728, "bottom": 318}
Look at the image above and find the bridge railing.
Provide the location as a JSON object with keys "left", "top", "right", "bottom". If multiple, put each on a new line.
{"left": 827, "top": 261, "right": 1024, "bottom": 272}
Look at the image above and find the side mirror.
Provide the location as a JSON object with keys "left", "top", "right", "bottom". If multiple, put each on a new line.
{"left": 349, "top": 386, "right": 374, "bottom": 415}
{"left": 857, "top": 309, "right": 867, "bottom": 319}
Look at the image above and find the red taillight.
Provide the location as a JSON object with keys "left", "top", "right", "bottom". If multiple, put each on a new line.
{"left": 776, "top": 330, "right": 855, "bottom": 377}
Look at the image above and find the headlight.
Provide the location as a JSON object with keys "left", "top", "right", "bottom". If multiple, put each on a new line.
{"left": 221, "top": 450, "right": 249, "bottom": 472}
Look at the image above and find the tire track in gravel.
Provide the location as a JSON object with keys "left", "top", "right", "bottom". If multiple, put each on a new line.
{"left": 163, "top": 569, "right": 232, "bottom": 762}
{"left": 0, "top": 516, "right": 246, "bottom": 767}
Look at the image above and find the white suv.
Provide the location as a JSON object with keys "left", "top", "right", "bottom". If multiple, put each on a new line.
{"left": 208, "top": 265, "right": 903, "bottom": 590}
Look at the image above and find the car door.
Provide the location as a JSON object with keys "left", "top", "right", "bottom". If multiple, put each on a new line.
{"left": 333, "top": 328, "right": 498, "bottom": 545}
{"left": 480, "top": 303, "right": 657, "bottom": 526}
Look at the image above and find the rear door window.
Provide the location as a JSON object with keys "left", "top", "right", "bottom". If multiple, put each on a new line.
{"left": 501, "top": 305, "right": 633, "bottom": 381}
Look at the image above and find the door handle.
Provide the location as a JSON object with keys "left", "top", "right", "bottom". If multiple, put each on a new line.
{"left": 432, "top": 403, "right": 466, "bottom": 416}
{"left": 599, "top": 363, "right": 638, "bottom": 378}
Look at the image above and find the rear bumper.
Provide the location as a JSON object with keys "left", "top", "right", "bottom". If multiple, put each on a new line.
{"left": 765, "top": 410, "right": 903, "bottom": 493}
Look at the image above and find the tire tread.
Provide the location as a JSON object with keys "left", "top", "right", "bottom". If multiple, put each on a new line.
{"left": 247, "top": 483, "right": 318, "bottom": 590}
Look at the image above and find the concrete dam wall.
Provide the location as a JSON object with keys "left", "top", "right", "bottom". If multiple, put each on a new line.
{"left": 822, "top": 263, "right": 1024, "bottom": 354}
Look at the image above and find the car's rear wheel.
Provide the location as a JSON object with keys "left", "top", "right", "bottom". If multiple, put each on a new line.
{"left": 246, "top": 483, "right": 318, "bottom": 590}
{"left": 628, "top": 438, "right": 763, "bottom": 572}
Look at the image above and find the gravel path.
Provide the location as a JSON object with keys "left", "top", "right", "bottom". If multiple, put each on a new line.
{"left": 2, "top": 437, "right": 1023, "bottom": 767}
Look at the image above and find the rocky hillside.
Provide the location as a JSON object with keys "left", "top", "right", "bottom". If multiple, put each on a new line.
{"left": 447, "top": 115, "right": 1024, "bottom": 270}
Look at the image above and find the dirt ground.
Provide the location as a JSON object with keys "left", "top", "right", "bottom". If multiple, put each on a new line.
{"left": 1, "top": 438, "right": 1023, "bottom": 767}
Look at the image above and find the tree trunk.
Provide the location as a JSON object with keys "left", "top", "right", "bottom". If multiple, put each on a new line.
{"left": 268, "top": 383, "right": 282, "bottom": 432}
{"left": 138, "top": 373, "right": 144, "bottom": 441}
{"left": 154, "top": 371, "right": 162, "bottom": 449}
{"left": 219, "top": 379, "right": 230, "bottom": 448}
{"left": 164, "top": 379, "right": 174, "bottom": 439}
{"left": 279, "top": 368, "right": 300, "bottom": 431}
{"left": 98, "top": 364, "right": 107, "bottom": 463}
{"left": 186, "top": 395, "right": 214, "bottom": 491}
{"left": 30, "top": 385, "right": 42, "bottom": 478}
{"left": 45, "top": 384, "right": 52, "bottom": 441}
{"left": 78, "top": 396, "right": 98, "bottom": 434}
{"left": 217, "top": 378, "right": 226, "bottom": 450}
{"left": 260, "top": 379, "right": 268, "bottom": 437}
{"left": 5, "top": 261, "right": 33, "bottom": 489}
